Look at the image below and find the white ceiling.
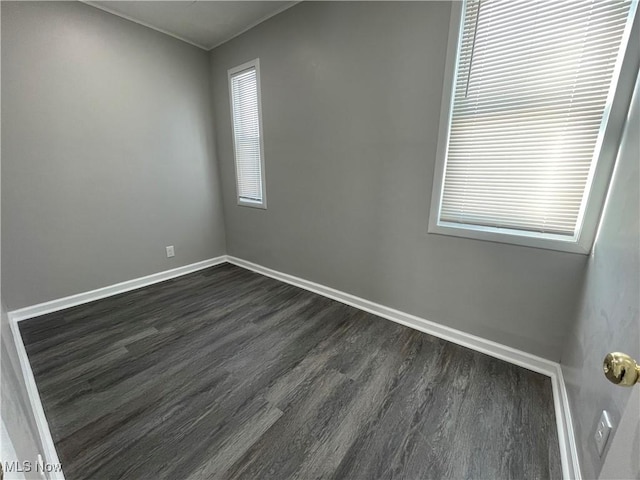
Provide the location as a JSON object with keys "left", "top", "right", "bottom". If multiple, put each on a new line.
{"left": 86, "top": 1, "right": 297, "bottom": 50}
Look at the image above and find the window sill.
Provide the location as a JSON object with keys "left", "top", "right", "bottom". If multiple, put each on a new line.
{"left": 237, "top": 198, "right": 267, "bottom": 209}
{"left": 427, "top": 221, "right": 590, "bottom": 255}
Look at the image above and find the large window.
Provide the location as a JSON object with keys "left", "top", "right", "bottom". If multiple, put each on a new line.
{"left": 229, "top": 59, "right": 266, "bottom": 208}
{"left": 430, "top": 0, "right": 637, "bottom": 253}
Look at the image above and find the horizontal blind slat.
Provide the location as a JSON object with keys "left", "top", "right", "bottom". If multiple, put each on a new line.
{"left": 230, "top": 66, "right": 263, "bottom": 203}
{"left": 439, "top": 0, "right": 632, "bottom": 236}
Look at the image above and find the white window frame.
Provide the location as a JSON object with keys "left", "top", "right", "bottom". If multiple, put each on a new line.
{"left": 428, "top": 1, "right": 639, "bottom": 255}
{"left": 228, "top": 58, "right": 267, "bottom": 209}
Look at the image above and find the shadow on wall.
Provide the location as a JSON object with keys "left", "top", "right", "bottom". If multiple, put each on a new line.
{"left": 560, "top": 73, "right": 640, "bottom": 479}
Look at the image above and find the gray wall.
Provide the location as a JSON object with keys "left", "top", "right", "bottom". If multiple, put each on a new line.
{"left": 561, "top": 75, "right": 639, "bottom": 480}
{"left": 1, "top": 5, "right": 44, "bottom": 477}
{"left": 1, "top": 1, "right": 226, "bottom": 310}
{"left": 210, "top": 1, "right": 587, "bottom": 360}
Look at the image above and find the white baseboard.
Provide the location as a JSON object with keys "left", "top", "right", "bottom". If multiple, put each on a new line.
{"left": 553, "top": 365, "right": 583, "bottom": 479}
{"left": 6, "top": 256, "right": 226, "bottom": 480}
{"left": 9, "top": 317, "right": 65, "bottom": 480}
{"left": 9, "top": 253, "right": 582, "bottom": 479}
{"left": 227, "top": 256, "right": 557, "bottom": 375}
{"left": 226, "top": 256, "right": 582, "bottom": 480}
{"left": 10, "top": 256, "right": 227, "bottom": 322}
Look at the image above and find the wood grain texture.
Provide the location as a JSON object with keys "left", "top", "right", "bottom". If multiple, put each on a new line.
{"left": 20, "top": 263, "right": 561, "bottom": 479}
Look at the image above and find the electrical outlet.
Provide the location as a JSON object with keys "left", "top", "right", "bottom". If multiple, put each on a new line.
{"left": 594, "top": 410, "right": 613, "bottom": 457}
{"left": 166, "top": 246, "right": 175, "bottom": 258}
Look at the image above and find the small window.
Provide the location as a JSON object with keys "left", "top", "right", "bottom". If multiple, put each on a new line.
{"left": 229, "top": 59, "right": 266, "bottom": 208}
{"left": 430, "top": 0, "right": 638, "bottom": 253}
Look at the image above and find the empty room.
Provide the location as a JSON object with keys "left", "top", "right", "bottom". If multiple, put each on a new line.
{"left": 1, "top": 1, "right": 639, "bottom": 479}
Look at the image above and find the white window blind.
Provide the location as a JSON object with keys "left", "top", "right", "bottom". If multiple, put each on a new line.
{"left": 230, "top": 62, "right": 265, "bottom": 207}
{"left": 438, "top": 0, "right": 634, "bottom": 238}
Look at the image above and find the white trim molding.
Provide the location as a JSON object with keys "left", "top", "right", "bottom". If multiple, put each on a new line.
{"left": 228, "top": 58, "right": 268, "bottom": 210}
{"left": 226, "top": 256, "right": 582, "bottom": 479}
{"left": 10, "top": 256, "right": 227, "bottom": 322}
{"left": 9, "top": 254, "right": 581, "bottom": 479}
{"left": 208, "top": 2, "right": 299, "bottom": 50}
{"left": 82, "top": 1, "right": 299, "bottom": 51}
{"left": 227, "top": 257, "right": 557, "bottom": 375}
{"left": 10, "top": 318, "right": 66, "bottom": 480}
{"left": 553, "top": 364, "right": 583, "bottom": 480}
{"left": 82, "top": 1, "right": 210, "bottom": 50}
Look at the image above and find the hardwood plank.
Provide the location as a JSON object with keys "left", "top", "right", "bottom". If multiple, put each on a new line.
{"left": 20, "top": 263, "right": 561, "bottom": 479}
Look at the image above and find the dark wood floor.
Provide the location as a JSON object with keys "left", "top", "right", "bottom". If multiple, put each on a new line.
{"left": 20, "top": 263, "right": 561, "bottom": 480}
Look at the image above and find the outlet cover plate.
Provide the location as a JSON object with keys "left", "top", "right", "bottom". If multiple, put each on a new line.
{"left": 166, "top": 246, "right": 175, "bottom": 258}
{"left": 594, "top": 410, "right": 613, "bottom": 457}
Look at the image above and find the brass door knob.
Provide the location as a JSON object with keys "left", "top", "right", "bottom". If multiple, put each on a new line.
{"left": 603, "top": 352, "right": 640, "bottom": 386}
